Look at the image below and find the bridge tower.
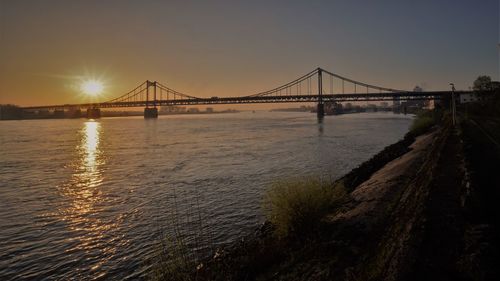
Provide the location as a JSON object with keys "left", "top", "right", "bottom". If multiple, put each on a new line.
{"left": 144, "top": 80, "right": 159, "bottom": 118}
{"left": 317, "top": 68, "right": 325, "bottom": 118}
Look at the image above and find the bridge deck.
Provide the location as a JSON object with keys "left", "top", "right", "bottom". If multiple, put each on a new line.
{"left": 22, "top": 91, "right": 458, "bottom": 110}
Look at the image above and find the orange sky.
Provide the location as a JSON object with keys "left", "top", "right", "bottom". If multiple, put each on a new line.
{"left": 0, "top": 1, "right": 498, "bottom": 109}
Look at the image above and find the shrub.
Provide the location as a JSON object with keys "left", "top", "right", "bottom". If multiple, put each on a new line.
{"left": 409, "top": 110, "right": 435, "bottom": 136}
{"left": 262, "top": 178, "right": 346, "bottom": 238}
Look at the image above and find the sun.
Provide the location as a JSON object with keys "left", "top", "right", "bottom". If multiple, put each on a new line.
{"left": 81, "top": 80, "right": 104, "bottom": 96}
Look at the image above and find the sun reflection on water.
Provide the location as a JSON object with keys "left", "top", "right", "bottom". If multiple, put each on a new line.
{"left": 62, "top": 120, "right": 105, "bottom": 223}
{"left": 53, "top": 121, "right": 122, "bottom": 275}
{"left": 80, "top": 121, "right": 103, "bottom": 186}
{"left": 66, "top": 120, "right": 105, "bottom": 215}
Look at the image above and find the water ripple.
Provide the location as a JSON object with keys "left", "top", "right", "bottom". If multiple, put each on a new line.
{"left": 0, "top": 112, "right": 412, "bottom": 280}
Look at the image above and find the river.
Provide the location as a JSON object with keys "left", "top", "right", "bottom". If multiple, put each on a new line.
{"left": 0, "top": 112, "right": 412, "bottom": 280}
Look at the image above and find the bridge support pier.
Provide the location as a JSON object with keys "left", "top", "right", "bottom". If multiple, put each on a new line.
{"left": 144, "top": 107, "right": 158, "bottom": 118}
{"left": 317, "top": 103, "right": 325, "bottom": 118}
{"left": 86, "top": 108, "right": 101, "bottom": 119}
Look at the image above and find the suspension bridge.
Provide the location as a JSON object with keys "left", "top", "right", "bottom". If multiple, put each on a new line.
{"left": 22, "top": 67, "right": 462, "bottom": 118}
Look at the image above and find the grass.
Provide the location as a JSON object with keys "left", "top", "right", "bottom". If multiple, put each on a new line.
{"left": 149, "top": 234, "right": 195, "bottom": 281}
{"left": 149, "top": 188, "right": 214, "bottom": 281}
{"left": 262, "top": 177, "right": 347, "bottom": 238}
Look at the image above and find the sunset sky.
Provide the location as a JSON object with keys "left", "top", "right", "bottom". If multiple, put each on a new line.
{"left": 0, "top": 0, "right": 498, "bottom": 107}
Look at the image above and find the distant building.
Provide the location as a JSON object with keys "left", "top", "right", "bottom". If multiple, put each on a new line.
{"left": 160, "top": 106, "right": 186, "bottom": 113}
{"left": 67, "top": 107, "right": 82, "bottom": 118}
{"left": 37, "top": 109, "right": 50, "bottom": 118}
{"left": 324, "top": 102, "right": 343, "bottom": 115}
{"left": 53, "top": 109, "right": 65, "bottom": 118}
{"left": 187, "top": 108, "right": 199, "bottom": 113}
{"left": 206, "top": 107, "right": 214, "bottom": 113}
{"left": 459, "top": 80, "right": 498, "bottom": 104}
{"left": 299, "top": 105, "right": 311, "bottom": 112}
{"left": 406, "top": 85, "right": 427, "bottom": 108}
{"left": 460, "top": 93, "right": 485, "bottom": 103}
{"left": 0, "top": 104, "right": 23, "bottom": 120}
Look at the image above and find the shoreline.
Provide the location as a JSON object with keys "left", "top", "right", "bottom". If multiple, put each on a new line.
{"left": 0, "top": 110, "right": 241, "bottom": 121}
{"left": 176, "top": 108, "right": 499, "bottom": 280}
{"left": 151, "top": 113, "right": 438, "bottom": 280}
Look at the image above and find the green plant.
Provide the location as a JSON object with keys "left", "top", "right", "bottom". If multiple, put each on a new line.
{"left": 409, "top": 110, "right": 435, "bottom": 136}
{"left": 262, "top": 177, "right": 346, "bottom": 238}
{"left": 149, "top": 188, "right": 214, "bottom": 281}
{"left": 150, "top": 234, "right": 195, "bottom": 281}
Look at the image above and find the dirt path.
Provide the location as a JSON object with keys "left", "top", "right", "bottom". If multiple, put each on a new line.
{"left": 331, "top": 131, "right": 438, "bottom": 228}
{"left": 310, "top": 129, "right": 446, "bottom": 280}
{"left": 321, "top": 125, "right": 473, "bottom": 280}
{"left": 404, "top": 129, "right": 465, "bottom": 280}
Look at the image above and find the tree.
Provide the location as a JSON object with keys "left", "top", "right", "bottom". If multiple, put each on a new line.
{"left": 473, "top": 75, "right": 492, "bottom": 91}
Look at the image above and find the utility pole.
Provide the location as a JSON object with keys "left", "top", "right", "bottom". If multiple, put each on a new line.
{"left": 450, "top": 83, "right": 456, "bottom": 126}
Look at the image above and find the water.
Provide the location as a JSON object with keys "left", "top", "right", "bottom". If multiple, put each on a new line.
{"left": 0, "top": 112, "right": 413, "bottom": 280}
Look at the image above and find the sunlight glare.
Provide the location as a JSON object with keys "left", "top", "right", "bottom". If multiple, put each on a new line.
{"left": 81, "top": 80, "right": 104, "bottom": 96}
